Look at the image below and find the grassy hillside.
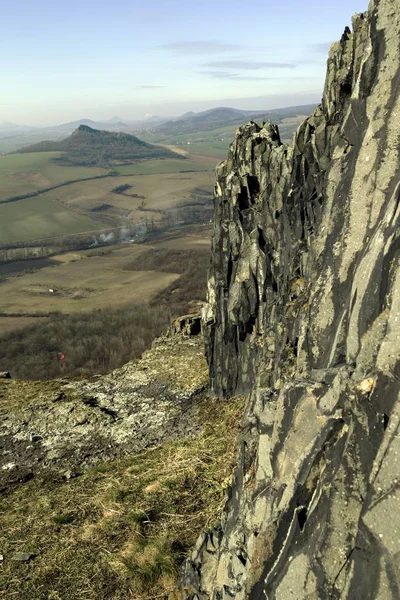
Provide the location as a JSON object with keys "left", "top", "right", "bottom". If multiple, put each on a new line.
{"left": 0, "top": 195, "right": 103, "bottom": 244}
{"left": 0, "top": 152, "right": 108, "bottom": 201}
{"left": 141, "top": 107, "right": 316, "bottom": 157}
{"left": 0, "top": 384, "right": 244, "bottom": 600}
{"left": 17, "top": 125, "right": 181, "bottom": 167}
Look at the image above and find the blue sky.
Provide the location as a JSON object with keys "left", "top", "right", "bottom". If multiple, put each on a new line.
{"left": 1, "top": 0, "right": 368, "bottom": 125}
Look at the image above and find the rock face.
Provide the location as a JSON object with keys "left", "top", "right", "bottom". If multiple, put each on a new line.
{"left": 179, "top": 1, "right": 400, "bottom": 598}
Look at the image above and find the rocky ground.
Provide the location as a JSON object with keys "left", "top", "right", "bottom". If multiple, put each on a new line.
{"left": 0, "top": 323, "right": 246, "bottom": 599}
{"left": 0, "top": 325, "right": 208, "bottom": 488}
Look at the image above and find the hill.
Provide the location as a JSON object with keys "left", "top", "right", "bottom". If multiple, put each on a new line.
{"left": 150, "top": 104, "right": 318, "bottom": 137}
{"left": 17, "top": 125, "right": 181, "bottom": 167}
{"left": 140, "top": 104, "right": 318, "bottom": 158}
{"left": 0, "top": 105, "right": 316, "bottom": 155}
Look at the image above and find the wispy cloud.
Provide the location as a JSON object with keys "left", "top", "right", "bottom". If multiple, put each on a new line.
{"left": 138, "top": 85, "right": 166, "bottom": 89}
{"left": 202, "top": 60, "right": 296, "bottom": 70}
{"left": 198, "top": 71, "right": 237, "bottom": 79}
{"left": 198, "top": 70, "right": 277, "bottom": 81}
{"left": 199, "top": 71, "right": 317, "bottom": 81}
{"left": 159, "top": 41, "right": 243, "bottom": 54}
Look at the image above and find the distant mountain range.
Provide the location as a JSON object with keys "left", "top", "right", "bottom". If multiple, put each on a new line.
{"left": 1, "top": 104, "right": 317, "bottom": 137}
{"left": 44, "top": 116, "right": 168, "bottom": 134}
{"left": 0, "top": 122, "right": 34, "bottom": 134}
{"left": 0, "top": 104, "right": 318, "bottom": 155}
{"left": 0, "top": 116, "right": 167, "bottom": 137}
{"left": 17, "top": 125, "right": 180, "bottom": 167}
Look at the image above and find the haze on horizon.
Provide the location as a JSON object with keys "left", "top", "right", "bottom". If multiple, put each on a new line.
{"left": 1, "top": 0, "right": 367, "bottom": 126}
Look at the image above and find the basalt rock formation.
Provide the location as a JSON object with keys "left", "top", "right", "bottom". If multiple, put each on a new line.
{"left": 178, "top": 1, "right": 400, "bottom": 598}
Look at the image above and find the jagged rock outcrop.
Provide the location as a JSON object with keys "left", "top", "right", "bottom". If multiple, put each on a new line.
{"left": 178, "top": 1, "right": 400, "bottom": 598}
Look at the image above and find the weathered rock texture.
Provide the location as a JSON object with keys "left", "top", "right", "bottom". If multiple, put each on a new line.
{"left": 0, "top": 333, "right": 207, "bottom": 487}
{"left": 179, "top": 1, "right": 400, "bottom": 598}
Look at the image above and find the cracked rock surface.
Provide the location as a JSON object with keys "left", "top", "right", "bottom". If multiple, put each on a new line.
{"left": 178, "top": 0, "right": 400, "bottom": 598}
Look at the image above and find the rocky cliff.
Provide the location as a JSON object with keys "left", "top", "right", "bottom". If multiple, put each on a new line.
{"left": 178, "top": 1, "right": 400, "bottom": 598}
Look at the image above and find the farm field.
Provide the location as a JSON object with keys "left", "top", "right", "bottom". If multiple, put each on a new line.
{"left": 0, "top": 151, "right": 217, "bottom": 245}
{"left": 0, "top": 194, "right": 103, "bottom": 244}
{"left": 0, "top": 152, "right": 107, "bottom": 201}
{"left": 0, "top": 245, "right": 179, "bottom": 316}
{"left": 116, "top": 154, "right": 216, "bottom": 175}
{"left": 40, "top": 171, "right": 215, "bottom": 218}
{"left": 0, "top": 230, "right": 210, "bottom": 322}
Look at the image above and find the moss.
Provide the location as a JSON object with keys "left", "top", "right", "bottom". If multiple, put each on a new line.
{"left": 0, "top": 394, "right": 245, "bottom": 600}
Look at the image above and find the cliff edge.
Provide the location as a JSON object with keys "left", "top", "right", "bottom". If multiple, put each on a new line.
{"left": 179, "top": 0, "right": 400, "bottom": 598}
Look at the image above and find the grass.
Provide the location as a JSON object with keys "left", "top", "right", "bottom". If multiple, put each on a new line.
{"left": 116, "top": 156, "right": 215, "bottom": 176}
{"left": 0, "top": 394, "right": 245, "bottom": 600}
{"left": 0, "top": 244, "right": 180, "bottom": 316}
{"left": 39, "top": 171, "right": 215, "bottom": 215}
{"left": 0, "top": 152, "right": 107, "bottom": 200}
{"left": 0, "top": 152, "right": 215, "bottom": 245}
{"left": 0, "top": 194, "right": 102, "bottom": 244}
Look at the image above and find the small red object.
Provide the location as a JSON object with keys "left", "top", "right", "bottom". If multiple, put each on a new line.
{"left": 60, "top": 353, "right": 65, "bottom": 361}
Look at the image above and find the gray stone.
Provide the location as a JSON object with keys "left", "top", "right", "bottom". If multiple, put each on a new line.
{"left": 11, "top": 553, "right": 35, "bottom": 562}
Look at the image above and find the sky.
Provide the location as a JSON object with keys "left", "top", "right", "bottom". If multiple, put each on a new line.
{"left": 0, "top": 0, "right": 368, "bottom": 126}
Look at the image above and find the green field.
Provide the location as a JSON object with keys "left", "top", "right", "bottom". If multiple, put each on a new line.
{"left": 40, "top": 171, "right": 214, "bottom": 210}
{"left": 116, "top": 156, "right": 215, "bottom": 175}
{"left": 141, "top": 128, "right": 234, "bottom": 159}
{"left": 0, "top": 150, "right": 217, "bottom": 245}
{"left": 0, "top": 152, "right": 107, "bottom": 201}
{"left": 0, "top": 195, "right": 101, "bottom": 244}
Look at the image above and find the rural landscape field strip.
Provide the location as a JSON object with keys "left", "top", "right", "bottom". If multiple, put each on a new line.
{"left": 0, "top": 196, "right": 105, "bottom": 245}
{"left": 0, "top": 230, "right": 211, "bottom": 377}
{"left": 0, "top": 152, "right": 108, "bottom": 200}
{"left": 0, "top": 150, "right": 217, "bottom": 245}
{"left": 0, "top": 172, "right": 114, "bottom": 204}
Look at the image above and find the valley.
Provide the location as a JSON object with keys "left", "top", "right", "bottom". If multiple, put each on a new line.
{"left": 0, "top": 229, "right": 210, "bottom": 322}
{"left": 0, "top": 105, "right": 311, "bottom": 380}
{"left": 0, "top": 136, "right": 216, "bottom": 244}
